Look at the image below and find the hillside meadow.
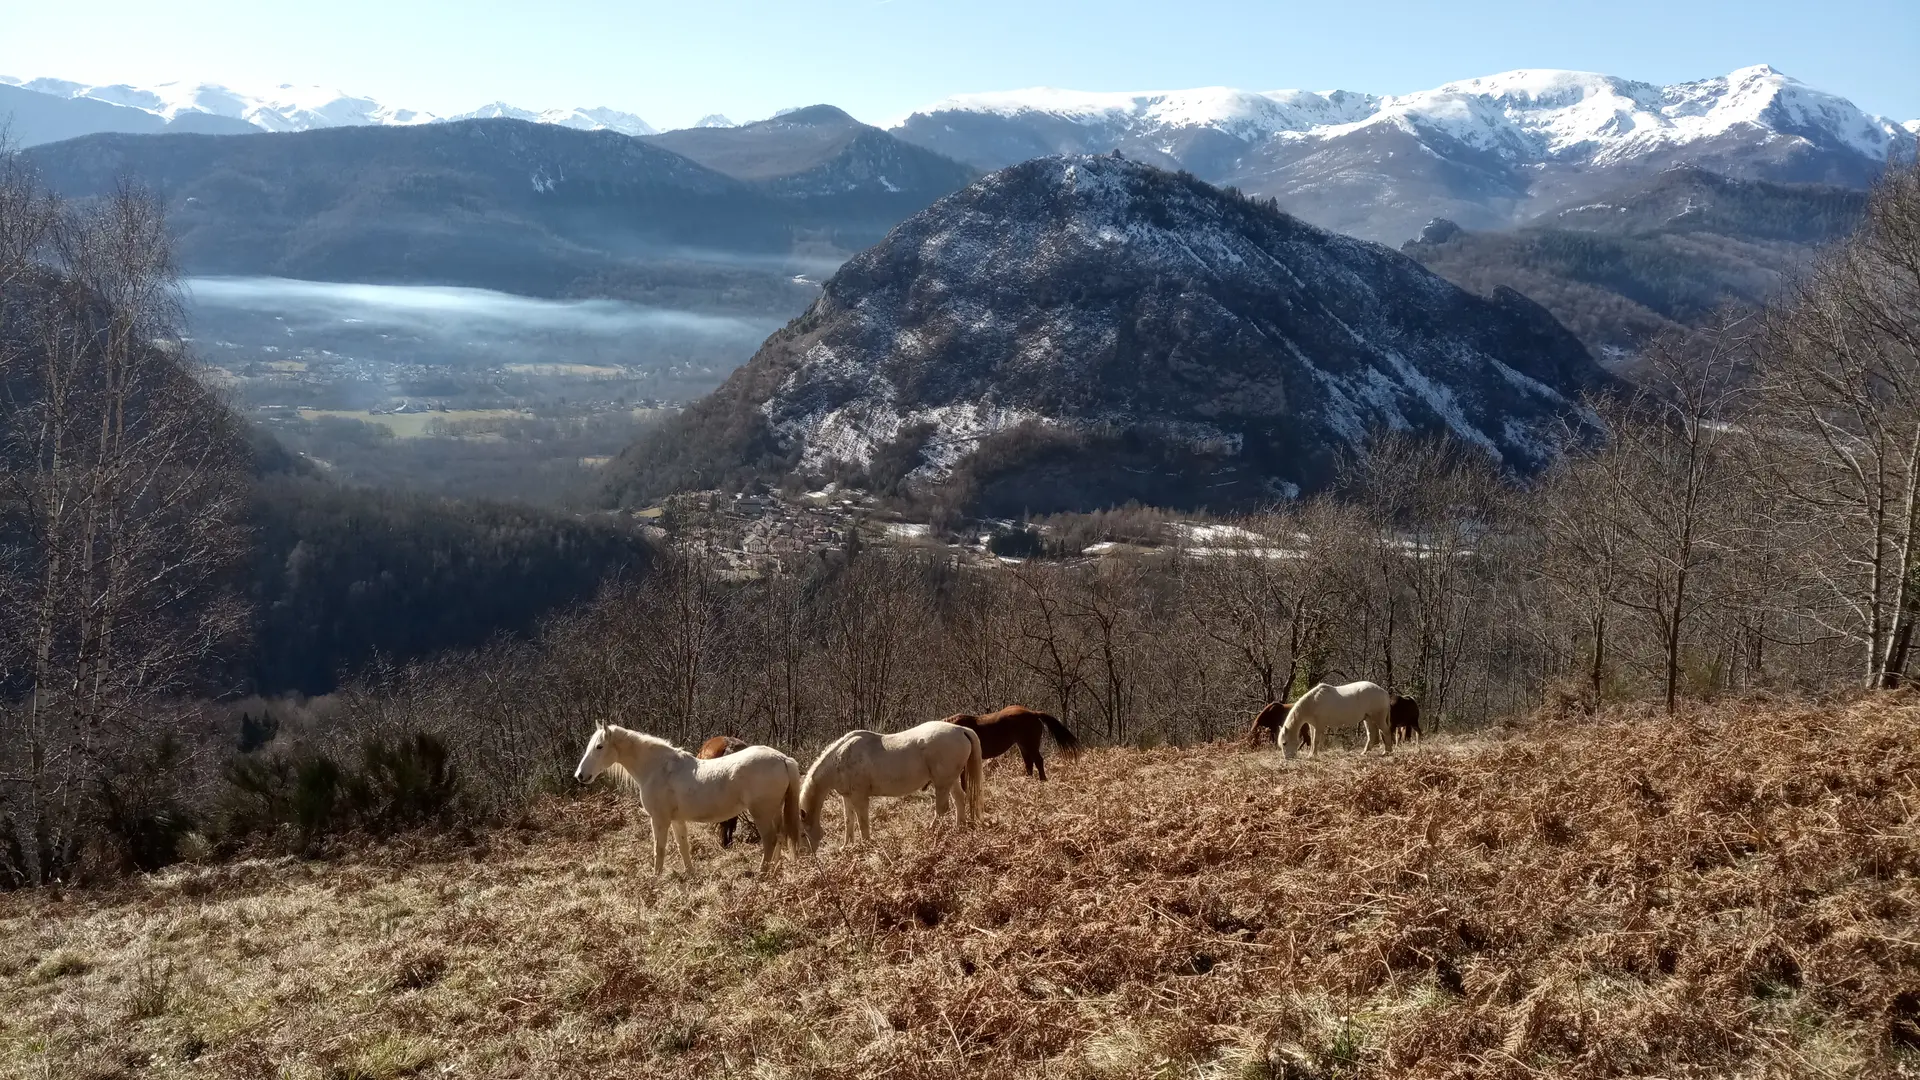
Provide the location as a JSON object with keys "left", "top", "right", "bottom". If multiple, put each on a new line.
{"left": 2, "top": 697, "right": 1915, "bottom": 1080}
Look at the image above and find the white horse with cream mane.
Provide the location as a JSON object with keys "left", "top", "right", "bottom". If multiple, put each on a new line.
{"left": 800, "top": 720, "right": 984, "bottom": 850}
{"left": 573, "top": 724, "right": 802, "bottom": 874}
{"left": 1280, "top": 680, "right": 1395, "bottom": 760}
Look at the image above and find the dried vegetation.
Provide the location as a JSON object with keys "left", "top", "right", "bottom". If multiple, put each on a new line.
{"left": 1, "top": 696, "right": 1916, "bottom": 1079}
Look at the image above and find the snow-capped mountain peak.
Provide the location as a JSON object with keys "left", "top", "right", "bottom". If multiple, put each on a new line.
{"left": 0, "top": 76, "right": 660, "bottom": 138}
{"left": 899, "top": 64, "right": 1914, "bottom": 165}
{"left": 446, "top": 102, "right": 655, "bottom": 136}
{"left": 895, "top": 85, "right": 1378, "bottom": 140}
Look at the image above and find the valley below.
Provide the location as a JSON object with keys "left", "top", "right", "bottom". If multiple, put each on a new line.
{"left": 185, "top": 276, "right": 801, "bottom": 502}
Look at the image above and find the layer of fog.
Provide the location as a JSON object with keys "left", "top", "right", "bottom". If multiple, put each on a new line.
{"left": 186, "top": 277, "right": 781, "bottom": 341}
{"left": 183, "top": 276, "right": 792, "bottom": 406}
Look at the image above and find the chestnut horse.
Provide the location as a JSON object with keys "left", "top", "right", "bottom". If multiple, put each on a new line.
{"left": 697, "top": 736, "right": 754, "bottom": 847}
{"left": 943, "top": 705, "right": 1081, "bottom": 780}
{"left": 1247, "top": 701, "right": 1301, "bottom": 749}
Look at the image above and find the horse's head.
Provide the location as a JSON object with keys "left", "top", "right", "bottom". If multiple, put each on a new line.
{"left": 798, "top": 804, "right": 826, "bottom": 852}
{"left": 574, "top": 724, "right": 615, "bottom": 784}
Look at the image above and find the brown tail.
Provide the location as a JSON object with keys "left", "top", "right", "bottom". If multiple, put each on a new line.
{"left": 781, "top": 756, "right": 804, "bottom": 855}
{"left": 1038, "top": 712, "right": 1081, "bottom": 756}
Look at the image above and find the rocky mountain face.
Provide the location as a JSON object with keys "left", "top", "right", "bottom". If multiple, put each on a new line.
{"left": 1405, "top": 165, "right": 1869, "bottom": 361}
{"left": 647, "top": 106, "right": 973, "bottom": 197}
{"left": 893, "top": 66, "right": 1915, "bottom": 244}
{"left": 608, "top": 155, "right": 1615, "bottom": 513}
{"left": 644, "top": 106, "right": 978, "bottom": 253}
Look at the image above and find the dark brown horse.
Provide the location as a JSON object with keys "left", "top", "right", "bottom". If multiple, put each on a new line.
{"left": 1246, "top": 701, "right": 1311, "bottom": 751}
{"left": 696, "top": 736, "right": 756, "bottom": 847}
{"left": 1389, "top": 696, "right": 1422, "bottom": 744}
{"left": 943, "top": 705, "right": 1081, "bottom": 780}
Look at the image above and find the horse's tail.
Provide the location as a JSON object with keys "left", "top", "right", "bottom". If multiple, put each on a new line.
{"left": 962, "top": 725, "right": 984, "bottom": 824}
{"left": 782, "top": 755, "right": 805, "bottom": 855}
{"left": 1038, "top": 712, "right": 1081, "bottom": 756}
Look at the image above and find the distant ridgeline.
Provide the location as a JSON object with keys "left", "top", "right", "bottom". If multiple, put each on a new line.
{"left": 22, "top": 113, "right": 977, "bottom": 306}
{"left": 605, "top": 155, "right": 1618, "bottom": 516}
{"left": 1404, "top": 166, "right": 1870, "bottom": 360}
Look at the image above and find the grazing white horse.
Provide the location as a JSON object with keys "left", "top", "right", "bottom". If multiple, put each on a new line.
{"left": 799, "top": 720, "right": 984, "bottom": 850}
{"left": 1280, "top": 680, "right": 1394, "bottom": 760}
{"left": 573, "top": 724, "right": 802, "bottom": 874}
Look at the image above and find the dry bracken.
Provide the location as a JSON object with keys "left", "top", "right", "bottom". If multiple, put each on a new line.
{"left": 2, "top": 696, "right": 1916, "bottom": 1079}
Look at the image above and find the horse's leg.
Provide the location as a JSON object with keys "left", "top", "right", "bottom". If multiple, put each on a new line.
{"left": 649, "top": 816, "right": 671, "bottom": 876}
{"left": 853, "top": 795, "right": 873, "bottom": 843}
{"left": 1027, "top": 735, "right": 1047, "bottom": 781}
{"left": 1361, "top": 720, "right": 1373, "bottom": 755}
{"left": 758, "top": 817, "right": 780, "bottom": 874}
{"left": 841, "top": 794, "right": 857, "bottom": 844}
{"left": 673, "top": 819, "right": 695, "bottom": 874}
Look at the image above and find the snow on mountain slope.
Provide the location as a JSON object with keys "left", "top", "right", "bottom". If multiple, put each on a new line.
{"left": 0, "top": 76, "right": 655, "bottom": 138}
{"left": 616, "top": 154, "right": 1613, "bottom": 510}
{"left": 902, "top": 85, "right": 1380, "bottom": 142}
{"left": 693, "top": 115, "right": 737, "bottom": 129}
{"left": 448, "top": 103, "right": 655, "bottom": 136}
{"left": 6, "top": 77, "right": 441, "bottom": 131}
{"left": 1302, "top": 65, "right": 1912, "bottom": 163}
{"left": 898, "top": 65, "right": 1914, "bottom": 167}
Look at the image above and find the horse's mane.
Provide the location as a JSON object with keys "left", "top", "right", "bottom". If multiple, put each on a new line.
{"left": 601, "top": 726, "right": 690, "bottom": 794}
{"left": 799, "top": 730, "right": 860, "bottom": 810}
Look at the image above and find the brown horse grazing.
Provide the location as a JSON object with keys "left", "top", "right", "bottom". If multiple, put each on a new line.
{"left": 1247, "top": 701, "right": 1288, "bottom": 747}
{"left": 696, "top": 736, "right": 755, "bottom": 847}
{"left": 1389, "top": 696, "right": 1422, "bottom": 744}
{"left": 1246, "top": 702, "right": 1312, "bottom": 750}
{"left": 943, "top": 705, "right": 1081, "bottom": 780}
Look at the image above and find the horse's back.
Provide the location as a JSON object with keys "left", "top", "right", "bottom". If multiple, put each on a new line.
{"left": 697, "top": 735, "right": 750, "bottom": 760}
{"left": 1309, "top": 680, "right": 1390, "bottom": 707}
{"left": 1390, "top": 696, "right": 1420, "bottom": 730}
{"left": 695, "top": 743, "right": 792, "bottom": 783}
{"left": 886, "top": 719, "right": 973, "bottom": 750}
{"left": 978, "top": 705, "right": 1038, "bottom": 726}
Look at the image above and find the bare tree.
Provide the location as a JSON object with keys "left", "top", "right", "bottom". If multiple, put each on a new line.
{"left": 1751, "top": 162, "right": 1920, "bottom": 686}
{"left": 0, "top": 169, "right": 251, "bottom": 884}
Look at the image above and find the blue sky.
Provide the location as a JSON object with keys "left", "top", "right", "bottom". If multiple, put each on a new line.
{"left": 3, "top": 0, "right": 1914, "bottom": 130}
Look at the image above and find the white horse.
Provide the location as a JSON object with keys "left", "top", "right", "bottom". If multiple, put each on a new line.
{"left": 573, "top": 724, "right": 802, "bottom": 874}
{"left": 799, "top": 720, "right": 984, "bottom": 850}
{"left": 1280, "top": 680, "right": 1394, "bottom": 760}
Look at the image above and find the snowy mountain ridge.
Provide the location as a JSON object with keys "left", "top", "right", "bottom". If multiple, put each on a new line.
{"left": 0, "top": 75, "right": 657, "bottom": 137}
{"left": 901, "top": 65, "right": 1913, "bottom": 165}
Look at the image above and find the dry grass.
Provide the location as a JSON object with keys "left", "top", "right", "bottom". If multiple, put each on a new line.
{"left": 3, "top": 697, "right": 1917, "bottom": 1079}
